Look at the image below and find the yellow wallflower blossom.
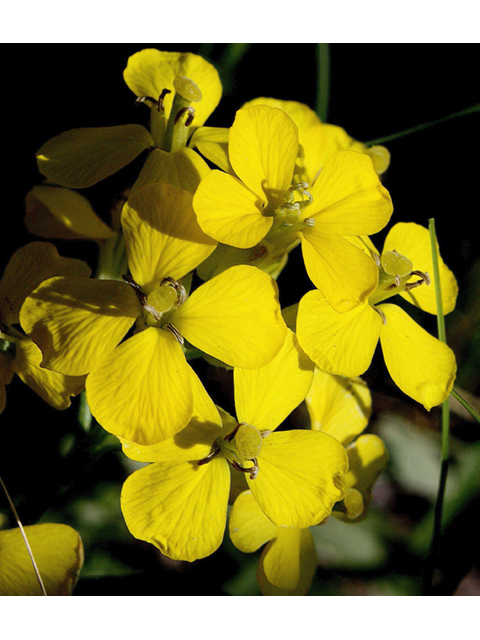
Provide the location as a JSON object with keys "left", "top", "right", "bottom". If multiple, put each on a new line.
{"left": 242, "top": 97, "right": 390, "bottom": 178}
{"left": 0, "top": 242, "right": 88, "bottom": 413}
{"left": 36, "top": 49, "right": 224, "bottom": 194}
{"left": 120, "top": 330, "right": 348, "bottom": 562}
{"left": 297, "top": 222, "right": 458, "bottom": 409}
{"left": 193, "top": 104, "right": 393, "bottom": 312}
{"left": 0, "top": 523, "right": 83, "bottom": 595}
{"left": 229, "top": 367, "right": 388, "bottom": 596}
{"left": 20, "top": 183, "right": 287, "bottom": 445}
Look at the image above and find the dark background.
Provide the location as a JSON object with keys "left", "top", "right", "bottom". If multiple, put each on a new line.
{"left": 1, "top": 45, "right": 479, "bottom": 595}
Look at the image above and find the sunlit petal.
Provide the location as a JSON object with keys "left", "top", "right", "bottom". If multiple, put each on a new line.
{"left": 173, "top": 265, "right": 287, "bottom": 369}
{"left": 380, "top": 303, "right": 457, "bottom": 409}
{"left": 234, "top": 329, "right": 314, "bottom": 432}
{"left": 121, "top": 454, "right": 230, "bottom": 562}
{"left": 250, "top": 429, "right": 348, "bottom": 528}
{"left": 306, "top": 367, "right": 371, "bottom": 446}
{"left": 132, "top": 147, "right": 210, "bottom": 195}
{"left": 229, "top": 105, "right": 299, "bottom": 196}
{"left": 86, "top": 327, "right": 194, "bottom": 445}
{"left": 122, "top": 182, "right": 216, "bottom": 291}
{"left": 193, "top": 170, "right": 271, "bottom": 248}
{"left": 297, "top": 290, "right": 382, "bottom": 377}
{"left": 300, "top": 227, "right": 379, "bottom": 312}
{"left": 123, "top": 49, "right": 222, "bottom": 126}
{"left": 383, "top": 222, "right": 458, "bottom": 315}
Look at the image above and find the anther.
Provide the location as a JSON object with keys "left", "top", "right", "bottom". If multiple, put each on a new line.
{"left": 303, "top": 217, "right": 316, "bottom": 227}
{"left": 231, "top": 458, "right": 259, "bottom": 480}
{"left": 158, "top": 88, "right": 172, "bottom": 111}
{"left": 164, "top": 323, "right": 184, "bottom": 345}
{"left": 197, "top": 443, "right": 221, "bottom": 466}
{"left": 135, "top": 95, "right": 158, "bottom": 107}
{"left": 160, "top": 277, "right": 187, "bottom": 308}
{"left": 122, "top": 274, "right": 148, "bottom": 305}
{"left": 174, "top": 106, "right": 195, "bottom": 126}
{"left": 404, "top": 270, "right": 431, "bottom": 291}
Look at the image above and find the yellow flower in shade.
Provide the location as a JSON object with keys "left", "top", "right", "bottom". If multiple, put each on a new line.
{"left": 229, "top": 367, "right": 388, "bottom": 596}
{"left": 20, "top": 182, "right": 287, "bottom": 445}
{"left": 0, "top": 242, "right": 89, "bottom": 413}
{"left": 0, "top": 523, "right": 83, "bottom": 595}
{"left": 297, "top": 222, "right": 458, "bottom": 409}
{"left": 120, "top": 330, "right": 348, "bottom": 562}
{"left": 305, "top": 367, "right": 388, "bottom": 522}
{"left": 193, "top": 104, "right": 393, "bottom": 312}
{"left": 36, "top": 49, "right": 224, "bottom": 194}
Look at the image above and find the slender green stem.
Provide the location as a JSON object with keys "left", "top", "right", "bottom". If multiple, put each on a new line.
{"left": 316, "top": 44, "right": 330, "bottom": 123}
{"left": 451, "top": 388, "right": 480, "bottom": 423}
{"left": 365, "top": 103, "right": 480, "bottom": 146}
{"left": 422, "top": 218, "right": 451, "bottom": 594}
{"left": 0, "top": 474, "right": 47, "bottom": 595}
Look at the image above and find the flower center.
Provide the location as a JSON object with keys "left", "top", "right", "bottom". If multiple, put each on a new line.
{"left": 123, "top": 274, "right": 186, "bottom": 343}
{"left": 370, "top": 249, "right": 431, "bottom": 306}
{"left": 264, "top": 182, "right": 315, "bottom": 249}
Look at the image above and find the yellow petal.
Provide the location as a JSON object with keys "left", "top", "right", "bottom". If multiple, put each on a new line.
{"left": 173, "top": 265, "right": 287, "bottom": 369}
{"left": 334, "top": 434, "right": 389, "bottom": 523}
{"left": 189, "top": 126, "right": 231, "bottom": 173}
{"left": 379, "top": 303, "right": 457, "bottom": 409}
{"left": 382, "top": 222, "right": 458, "bottom": 315}
{"left": 259, "top": 527, "right": 317, "bottom": 595}
{"left": 308, "top": 150, "right": 393, "bottom": 235}
{"left": 122, "top": 182, "right": 216, "bottom": 291}
{"left": 234, "top": 329, "right": 314, "bottom": 432}
{"left": 86, "top": 327, "right": 194, "bottom": 445}
{"left": 132, "top": 147, "right": 210, "bottom": 195}
{"left": 0, "top": 242, "right": 91, "bottom": 327}
{"left": 0, "top": 523, "right": 83, "bottom": 596}
{"left": 20, "top": 277, "right": 140, "bottom": 376}
{"left": 306, "top": 367, "right": 372, "bottom": 446}
{"left": 300, "top": 227, "right": 379, "bottom": 312}
{"left": 229, "top": 105, "right": 299, "bottom": 197}
{"left": 25, "top": 185, "right": 116, "bottom": 240}
{"left": 123, "top": 49, "right": 222, "bottom": 127}
{"left": 13, "top": 339, "right": 85, "bottom": 410}
{"left": 250, "top": 429, "right": 348, "bottom": 528}
{"left": 121, "top": 454, "right": 230, "bottom": 562}
{"left": 229, "top": 490, "right": 277, "bottom": 553}
{"left": 193, "top": 169, "right": 272, "bottom": 248}
{"left": 297, "top": 290, "right": 382, "bottom": 377}
{"left": 121, "top": 366, "right": 222, "bottom": 463}
{"left": 37, "top": 125, "right": 154, "bottom": 189}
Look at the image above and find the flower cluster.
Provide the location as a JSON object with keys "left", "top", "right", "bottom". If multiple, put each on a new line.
{"left": 1, "top": 48, "right": 458, "bottom": 595}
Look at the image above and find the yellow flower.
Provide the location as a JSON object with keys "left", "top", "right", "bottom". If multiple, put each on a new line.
{"left": 20, "top": 183, "right": 287, "bottom": 445}
{"left": 193, "top": 104, "right": 393, "bottom": 312}
{"left": 0, "top": 523, "right": 83, "bottom": 595}
{"left": 297, "top": 222, "right": 458, "bottom": 409}
{"left": 241, "top": 97, "right": 391, "bottom": 178}
{"left": 36, "top": 49, "right": 224, "bottom": 194}
{"left": 0, "top": 242, "right": 88, "bottom": 413}
{"left": 120, "top": 330, "right": 348, "bottom": 562}
{"left": 229, "top": 366, "right": 388, "bottom": 596}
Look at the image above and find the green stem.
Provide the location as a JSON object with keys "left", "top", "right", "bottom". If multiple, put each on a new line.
{"left": 422, "top": 218, "right": 451, "bottom": 594}
{"left": 451, "top": 388, "right": 480, "bottom": 423}
{"left": 365, "top": 103, "right": 480, "bottom": 146}
{"left": 316, "top": 44, "right": 330, "bottom": 123}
